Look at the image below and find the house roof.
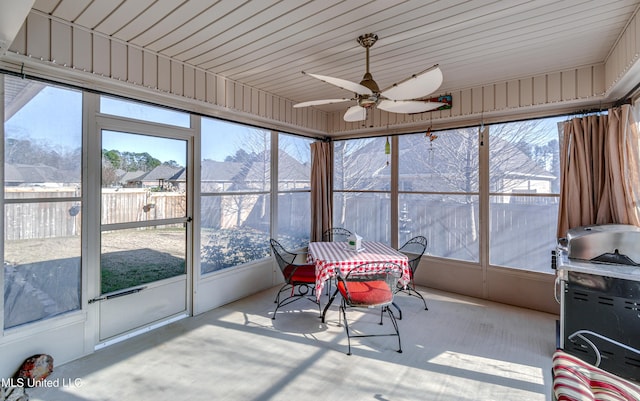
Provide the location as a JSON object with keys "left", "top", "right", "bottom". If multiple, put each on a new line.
{"left": 275, "top": 152, "right": 310, "bottom": 182}
{"left": 335, "top": 129, "right": 556, "bottom": 193}
{"left": 117, "top": 170, "right": 146, "bottom": 184}
{"left": 5, "top": 163, "right": 80, "bottom": 184}
{"left": 201, "top": 160, "right": 244, "bottom": 182}
{"left": 141, "top": 165, "right": 184, "bottom": 182}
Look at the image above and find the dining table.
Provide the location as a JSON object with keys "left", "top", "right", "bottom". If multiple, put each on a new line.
{"left": 307, "top": 241, "right": 410, "bottom": 322}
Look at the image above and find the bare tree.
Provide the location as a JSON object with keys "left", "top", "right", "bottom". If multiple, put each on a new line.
{"left": 395, "top": 120, "right": 558, "bottom": 253}
{"left": 335, "top": 121, "right": 559, "bottom": 250}
{"left": 101, "top": 154, "right": 119, "bottom": 187}
{"left": 396, "top": 119, "right": 557, "bottom": 197}
{"left": 487, "top": 119, "right": 558, "bottom": 194}
{"left": 221, "top": 128, "right": 270, "bottom": 229}
{"left": 333, "top": 137, "right": 389, "bottom": 226}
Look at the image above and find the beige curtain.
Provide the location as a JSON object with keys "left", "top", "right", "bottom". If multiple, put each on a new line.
{"left": 310, "top": 140, "right": 332, "bottom": 242}
{"left": 557, "top": 104, "right": 640, "bottom": 238}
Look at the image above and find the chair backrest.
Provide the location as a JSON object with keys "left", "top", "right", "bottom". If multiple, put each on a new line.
{"left": 322, "top": 227, "right": 352, "bottom": 242}
{"left": 398, "top": 236, "right": 427, "bottom": 272}
{"left": 269, "top": 239, "right": 296, "bottom": 273}
{"left": 337, "top": 262, "right": 403, "bottom": 307}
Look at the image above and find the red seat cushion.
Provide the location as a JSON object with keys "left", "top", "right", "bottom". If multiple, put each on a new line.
{"left": 283, "top": 264, "right": 316, "bottom": 283}
{"left": 337, "top": 280, "right": 393, "bottom": 306}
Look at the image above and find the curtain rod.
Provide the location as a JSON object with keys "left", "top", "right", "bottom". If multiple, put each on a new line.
{"left": 3, "top": 66, "right": 628, "bottom": 143}
{"left": 329, "top": 107, "right": 607, "bottom": 142}
{"left": 614, "top": 93, "right": 635, "bottom": 108}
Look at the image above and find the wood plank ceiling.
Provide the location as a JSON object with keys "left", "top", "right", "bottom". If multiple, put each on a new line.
{"left": 31, "top": 0, "right": 640, "bottom": 113}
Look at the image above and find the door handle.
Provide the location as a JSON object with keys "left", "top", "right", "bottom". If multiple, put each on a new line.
{"left": 88, "top": 286, "right": 146, "bottom": 304}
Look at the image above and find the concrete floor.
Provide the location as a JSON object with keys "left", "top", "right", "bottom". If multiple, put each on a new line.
{"left": 28, "top": 286, "right": 558, "bottom": 401}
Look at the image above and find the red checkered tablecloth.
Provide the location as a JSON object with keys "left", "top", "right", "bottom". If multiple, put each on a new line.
{"left": 308, "top": 241, "right": 410, "bottom": 301}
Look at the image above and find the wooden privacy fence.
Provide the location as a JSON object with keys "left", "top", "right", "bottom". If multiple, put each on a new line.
{"left": 6, "top": 188, "right": 558, "bottom": 271}
{"left": 336, "top": 195, "right": 558, "bottom": 272}
{"left": 5, "top": 187, "right": 80, "bottom": 240}
{"left": 100, "top": 188, "right": 186, "bottom": 225}
{"left": 5, "top": 188, "right": 186, "bottom": 240}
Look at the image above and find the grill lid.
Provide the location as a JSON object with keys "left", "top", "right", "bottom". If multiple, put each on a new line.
{"left": 565, "top": 224, "right": 640, "bottom": 265}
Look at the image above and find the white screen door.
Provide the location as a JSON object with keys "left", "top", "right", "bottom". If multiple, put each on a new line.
{"left": 95, "top": 130, "right": 191, "bottom": 341}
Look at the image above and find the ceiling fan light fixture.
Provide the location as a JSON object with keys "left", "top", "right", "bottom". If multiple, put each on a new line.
{"left": 357, "top": 94, "right": 378, "bottom": 108}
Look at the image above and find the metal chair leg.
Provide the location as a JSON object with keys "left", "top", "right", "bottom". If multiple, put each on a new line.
{"left": 272, "top": 283, "right": 318, "bottom": 320}
{"left": 391, "top": 301, "right": 403, "bottom": 320}
{"left": 395, "top": 282, "right": 428, "bottom": 313}
{"left": 384, "top": 305, "right": 402, "bottom": 353}
{"left": 408, "top": 285, "right": 428, "bottom": 310}
{"left": 340, "top": 301, "right": 352, "bottom": 356}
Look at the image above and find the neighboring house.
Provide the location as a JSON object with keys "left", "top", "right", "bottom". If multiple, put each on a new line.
{"left": 201, "top": 159, "right": 244, "bottom": 192}
{"left": 117, "top": 170, "right": 146, "bottom": 188}
{"left": 200, "top": 152, "right": 310, "bottom": 230}
{"left": 278, "top": 152, "right": 311, "bottom": 190}
{"left": 243, "top": 151, "right": 310, "bottom": 191}
{"left": 493, "top": 148, "right": 556, "bottom": 204}
{"left": 345, "top": 132, "right": 557, "bottom": 201}
{"left": 138, "top": 165, "right": 185, "bottom": 191}
{"left": 4, "top": 164, "right": 23, "bottom": 187}
{"left": 4, "top": 163, "right": 80, "bottom": 187}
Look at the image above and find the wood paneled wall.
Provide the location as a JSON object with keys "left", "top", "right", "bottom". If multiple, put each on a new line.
{"left": 6, "top": 12, "right": 329, "bottom": 136}
{"left": 606, "top": 6, "right": 640, "bottom": 100}
{"left": 329, "top": 9, "right": 640, "bottom": 136}
{"left": 329, "top": 65, "right": 607, "bottom": 135}
{"left": 5, "top": 10, "right": 640, "bottom": 137}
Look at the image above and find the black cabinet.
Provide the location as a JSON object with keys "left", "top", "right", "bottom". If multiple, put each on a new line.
{"left": 562, "top": 271, "right": 640, "bottom": 381}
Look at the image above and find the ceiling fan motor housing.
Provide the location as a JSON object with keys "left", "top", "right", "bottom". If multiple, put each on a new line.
{"left": 358, "top": 71, "right": 380, "bottom": 107}
{"left": 359, "top": 72, "right": 380, "bottom": 92}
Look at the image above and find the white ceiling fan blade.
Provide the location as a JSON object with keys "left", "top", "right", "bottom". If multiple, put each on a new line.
{"left": 293, "top": 98, "right": 352, "bottom": 108}
{"left": 378, "top": 99, "right": 445, "bottom": 114}
{"left": 303, "top": 72, "right": 373, "bottom": 95}
{"left": 380, "top": 65, "right": 443, "bottom": 101}
{"left": 343, "top": 105, "right": 367, "bottom": 122}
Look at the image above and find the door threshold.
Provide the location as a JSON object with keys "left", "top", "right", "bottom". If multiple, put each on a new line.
{"left": 95, "top": 313, "right": 189, "bottom": 351}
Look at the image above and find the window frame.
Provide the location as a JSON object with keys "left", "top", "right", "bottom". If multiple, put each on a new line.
{"left": 3, "top": 77, "right": 84, "bottom": 329}
{"left": 276, "top": 132, "right": 312, "bottom": 250}
{"left": 199, "top": 118, "right": 272, "bottom": 275}
{"left": 332, "top": 137, "right": 392, "bottom": 244}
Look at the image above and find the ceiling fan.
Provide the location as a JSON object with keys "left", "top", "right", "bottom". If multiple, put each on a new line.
{"left": 293, "top": 33, "right": 448, "bottom": 122}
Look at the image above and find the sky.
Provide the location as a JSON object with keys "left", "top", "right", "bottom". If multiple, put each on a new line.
{"left": 102, "top": 130, "right": 187, "bottom": 166}
{"left": 5, "top": 86, "right": 82, "bottom": 149}
{"left": 6, "top": 87, "right": 233, "bottom": 165}
{"left": 6, "top": 82, "right": 312, "bottom": 167}
{"left": 2, "top": 76, "right": 597, "bottom": 170}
